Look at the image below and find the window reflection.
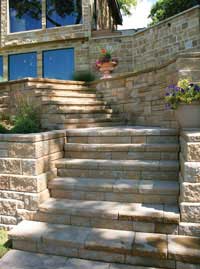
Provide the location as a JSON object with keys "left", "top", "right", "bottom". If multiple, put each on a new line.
{"left": 46, "top": 0, "right": 82, "bottom": 28}
{"left": 9, "top": 0, "right": 42, "bottom": 33}
{"left": 9, "top": 53, "right": 37, "bottom": 80}
{"left": 43, "top": 48, "right": 74, "bottom": 80}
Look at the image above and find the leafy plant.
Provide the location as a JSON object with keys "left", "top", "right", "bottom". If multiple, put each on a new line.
{"left": 95, "top": 47, "right": 118, "bottom": 70}
{"left": 73, "top": 71, "right": 96, "bottom": 82}
{"left": 165, "top": 79, "right": 200, "bottom": 109}
{"left": 149, "top": 0, "right": 199, "bottom": 25}
{"left": 0, "top": 124, "right": 9, "bottom": 134}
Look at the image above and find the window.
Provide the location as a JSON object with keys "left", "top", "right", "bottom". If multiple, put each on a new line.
{"left": 9, "top": 0, "right": 42, "bottom": 33}
{"left": 43, "top": 48, "right": 74, "bottom": 80}
{"left": 0, "top": 57, "right": 3, "bottom": 80}
{"left": 9, "top": 52, "right": 37, "bottom": 80}
{"left": 46, "top": 0, "right": 82, "bottom": 28}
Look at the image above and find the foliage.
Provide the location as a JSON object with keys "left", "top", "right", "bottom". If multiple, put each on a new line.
{"left": 149, "top": 0, "right": 199, "bottom": 25}
{"left": 95, "top": 48, "right": 118, "bottom": 70}
{"left": 0, "top": 92, "right": 42, "bottom": 134}
{"left": 165, "top": 79, "right": 200, "bottom": 109}
{"left": 73, "top": 71, "right": 97, "bottom": 82}
{"left": 0, "top": 124, "right": 9, "bottom": 134}
{"left": 0, "top": 230, "right": 9, "bottom": 258}
{"left": 118, "top": 0, "right": 137, "bottom": 15}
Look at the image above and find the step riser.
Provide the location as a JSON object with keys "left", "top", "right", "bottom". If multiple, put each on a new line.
{"left": 32, "top": 212, "right": 178, "bottom": 234}
{"left": 50, "top": 189, "right": 178, "bottom": 204}
{"left": 41, "top": 117, "right": 120, "bottom": 125}
{"left": 11, "top": 241, "right": 177, "bottom": 267}
{"left": 43, "top": 122, "right": 123, "bottom": 130}
{"left": 57, "top": 169, "right": 179, "bottom": 180}
{"left": 42, "top": 113, "right": 115, "bottom": 121}
{"left": 41, "top": 97, "right": 103, "bottom": 102}
{"left": 42, "top": 106, "right": 111, "bottom": 113}
{"left": 67, "top": 136, "right": 178, "bottom": 144}
{"left": 65, "top": 151, "right": 178, "bottom": 160}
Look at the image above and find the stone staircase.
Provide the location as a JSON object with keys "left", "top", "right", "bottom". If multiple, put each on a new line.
{"left": 8, "top": 126, "right": 200, "bottom": 267}
{"left": 38, "top": 83, "right": 123, "bottom": 130}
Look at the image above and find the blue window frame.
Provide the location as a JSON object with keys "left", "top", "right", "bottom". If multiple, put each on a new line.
{"left": 0, "top": 57, "right": 3, "bottom": 80}
{"left": 9, "top": 0, "right": 42, "bottom": 33}
{"left": 43, "top": 48, "right": 74, "bottom": 80}
{"left": 46, "top": 0, "right": 82, "bottom": 29}
{"left": 9, "top": 52, "right": 37, "bottom": 81}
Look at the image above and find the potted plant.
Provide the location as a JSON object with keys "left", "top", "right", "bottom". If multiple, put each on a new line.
{"left": 165, "top": 79, "right": 200, "bottom": 128}
{"left": 95, "top": 48, "right": 118, "bottom": 79}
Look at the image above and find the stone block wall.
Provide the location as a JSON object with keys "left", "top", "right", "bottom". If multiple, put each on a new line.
{"left": 94, "top": 52, "right": 200, "bottom": 128}
{"left": 180, "top": 130, "right": 200, "bottom": 224}
{"left": 89, "top": 6, "right": 200, "bottom": 74}
{"left": 0, "top": 130, "right": 66, "bottom": 229}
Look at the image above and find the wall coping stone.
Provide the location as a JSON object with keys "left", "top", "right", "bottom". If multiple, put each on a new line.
{"left": 90, "top": 52, "right": 200, "bottom": 86}
{"left": 0, "top": 77, "right": 86, "bottom": 87}
{"left": 181, "top": 130, "right": 200, "bottom": 142}
{"left": 0, "top": 130, "right": 66, "bottom": 143}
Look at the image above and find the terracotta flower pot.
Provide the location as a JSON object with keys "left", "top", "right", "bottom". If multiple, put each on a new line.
{"left": 175, "top": 102, "right": 200, "bottom": 129}
{"left": 98, "top": 61, "right": 117, "bottom": 79}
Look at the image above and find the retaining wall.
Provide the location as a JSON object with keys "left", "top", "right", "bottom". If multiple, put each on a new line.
{"left": 94, "top": 52, "right": 200, "bottom": 128}
{"left": 0, "top": 130, "right": 66, "bottom": 229}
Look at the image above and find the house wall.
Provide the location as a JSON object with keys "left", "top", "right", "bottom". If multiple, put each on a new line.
{"left": 0, "top": 5, "right": 199, "bottom": 81}
{"left": 0, "top": 130, "right": 65, "bottom": 230}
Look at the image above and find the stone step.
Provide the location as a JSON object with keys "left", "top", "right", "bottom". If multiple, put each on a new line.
{"left": 43, "top": 112, "right": 116, "bottom": 121}
{"left": 0, "top": 250, "right": 173, "bottom": 269}
{"left": 42, "top": 116, "right": 121, "bottom": 125}
{"left": 43, "top": 104, "right": 110, "bottom": 112}
{"left": 49, "top": 177, "right": 179, "bottom": 204}
{"left": 64, "top": 143, "right": 179, "bottom": 160}
{"left": 36, "top": 198, "right": 180, "bottom": 229}
{"left": 37, "top": 91, "right": 98, "bottom": 98}
{"left": 41, "top": 96, "right": 104, "bottom": 103}
{"left": 9, "top": 220, "right": 200, "bottom": 264}
{"left": 56, "top": 159, "right": 179, "bottom": 180}
{"left": 66, "top": 127, "right": 178, "bottom": 144}
{"left": 27, "top": 81, "right": 89, "bottom": 91}
{"left": 43, "top": 122, "right": 124, "bottom": 131}
{"left": 42, "top": 99, "right": 106, "bottom": 106}
{"left": 42, "top": 107, "right": 113, "bottom": 114}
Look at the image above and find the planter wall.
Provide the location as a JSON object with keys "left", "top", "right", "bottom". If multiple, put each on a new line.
{"left": 0, "top": 130, "right": 66, "bottom": 229}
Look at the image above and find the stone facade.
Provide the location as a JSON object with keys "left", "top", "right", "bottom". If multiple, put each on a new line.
{"left": 0, "top": 5, "right": 199, "bottom": 80}
{"left": 0, "top": 130, "right": 66, "bottom": 229}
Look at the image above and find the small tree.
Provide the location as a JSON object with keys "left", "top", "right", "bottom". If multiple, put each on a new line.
{"left": 118, "top": 0, "right": 137, "bottom": 15}
{"left": 149, "top": 0, "right": 199, "bottom": 25}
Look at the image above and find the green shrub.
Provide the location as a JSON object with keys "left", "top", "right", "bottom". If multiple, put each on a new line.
{"left": 10, "top": 91, "right": 42, "bottom": 134}
{"left": 73, "top": 71, "right": 96, "bottom": 82}
{"left": 0, "top": 124, "right": 9, "bottom": 134}
{"left": 11, "top": 117, "right": 41, "bottom": 134}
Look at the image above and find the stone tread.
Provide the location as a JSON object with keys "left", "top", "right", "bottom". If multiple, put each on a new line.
{"left": 0, "top": 250, "right": 170, "bottom": 269}
{"left": 43, "top": 108, "right": 113, "bottom": 114}
{"left": 55, "top": 159, "right": 179, "bottom": 171}
{"left": 39, "top": 198, "right": 180, "bottom": 223}
{"left": 8, "top": 221, "right": 200, "bottom": 262}
{"left": 65, "top": 127, "right": 178, "bottom": 137}
{"left": 42, "top": 99, "right": 107, "bottom": 105}
{"left": 44, "top": 117, "right": 122, "bottom": 124}
{"left": 64, "top": 143, "right": 179, "bottom": 152}
{"left": 49, "top": 177, "right": 179, "bottom": 195}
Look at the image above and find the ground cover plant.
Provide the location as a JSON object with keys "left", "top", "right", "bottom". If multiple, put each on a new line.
{"left": 0, "top": 230, "right": 10, "bottom": 258}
